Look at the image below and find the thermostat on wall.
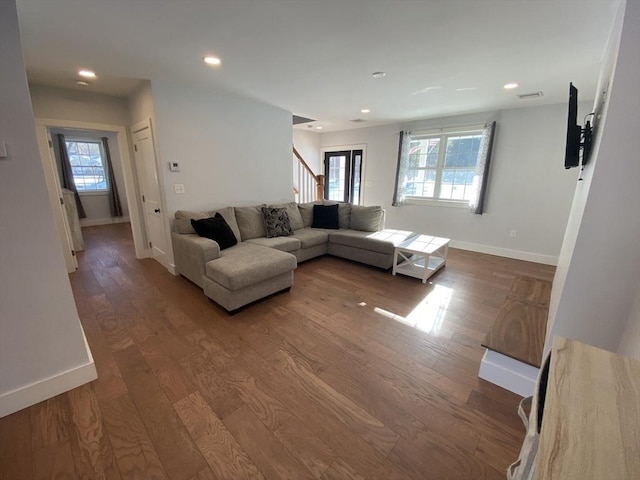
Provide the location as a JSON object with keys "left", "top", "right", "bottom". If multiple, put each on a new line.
{"left": 169, "top": 161, "right": 180, "bottom": 172}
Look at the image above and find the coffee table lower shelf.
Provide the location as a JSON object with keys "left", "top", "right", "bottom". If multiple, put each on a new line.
{"left": 392, "top": 235, "right": 450, "bottom": 283}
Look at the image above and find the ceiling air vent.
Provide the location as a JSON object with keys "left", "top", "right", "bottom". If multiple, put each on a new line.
{"left": 350, "top": 119, "right": 366, "bottom": 123}
{"left": 517, "top": 91, "right": 544, "bottom": 100}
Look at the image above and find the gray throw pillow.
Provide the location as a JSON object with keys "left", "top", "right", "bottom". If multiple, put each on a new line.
{"left": 350, "top": 205, "right": 383, "bottom": 232}
{"left": 235, "top": 205, "right": 267, "bottom": 241}
{"left": 261, "top": 207, "right": 293, "bottom": 238}
{"left": 173, "top": 210, "right": 210, "bottom": 234}
{"left": 298, "top": 201, "right": 321, "bottom": 228}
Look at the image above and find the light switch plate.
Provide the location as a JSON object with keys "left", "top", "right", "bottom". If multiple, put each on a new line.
{"left": 169, "top": 161, "right": 180, "bottom": 172}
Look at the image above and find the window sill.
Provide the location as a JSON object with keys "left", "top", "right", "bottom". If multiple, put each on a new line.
{"left": 404, "top": 197, "right": 470, "bottom": 209}
{"left": 78, "top": 191, "right": 109, "bottom": 197}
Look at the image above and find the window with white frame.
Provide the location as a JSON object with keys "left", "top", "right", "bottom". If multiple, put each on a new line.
{"left": 406, "top": 129, "right": 483, "bottom": 202}
{"left": 65, "top": 140, "right": 109, "bottom": 192}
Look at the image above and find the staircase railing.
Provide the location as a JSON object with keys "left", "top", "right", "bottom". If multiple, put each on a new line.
{"left": 293, "top": 146, "right": 324, "bottom": 202}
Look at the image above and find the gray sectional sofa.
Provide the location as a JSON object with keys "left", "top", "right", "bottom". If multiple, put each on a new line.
{"left": 171, "top": 201, "right": 416, "bottom": 312}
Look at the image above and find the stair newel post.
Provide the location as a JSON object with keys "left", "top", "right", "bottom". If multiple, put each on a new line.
{"left": 316, "top": 174, "right": 324, "bottom": 201}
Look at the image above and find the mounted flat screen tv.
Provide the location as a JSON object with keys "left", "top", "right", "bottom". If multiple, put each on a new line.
{"left": 564, "top": 82, "right": 592, "bottom": 169}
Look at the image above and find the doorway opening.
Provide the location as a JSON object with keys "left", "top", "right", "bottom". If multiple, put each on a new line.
{"left": 323, "top": 149, "right": 363, "bottom": 204}
{"left": 34, "top": 118, "right": 148, "bottom": 272}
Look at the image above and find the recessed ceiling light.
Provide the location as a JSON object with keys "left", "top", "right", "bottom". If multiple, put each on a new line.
{"left": 503, "top": 83, "right": 519, "bottom": 89}
{"left": 315, "top": 126, "right": 323, "bottom": 130}
{"left": 78, "top": 70, "right": 96, "bottom": 78}
{"left": 361, "top": 109, "right": 370, "bottom": 113}
{"left": 203, "top": 56, "right": 221, "bottom": 65}
{"left": 372, "top": 71, "right": 386, "bottom": 79}
{"left": 76, "top": 81, "right": 89, "bottom": 86}
{"left": 412, "top": 86, "right": 442, "bottom": 95}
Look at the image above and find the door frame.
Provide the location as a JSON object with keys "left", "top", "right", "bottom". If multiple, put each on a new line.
{"left": 130, "top": 118, "right": 171, "bottom": 271}
{"left": 323, "top": 150, "right": 352, "bottom": 203}
{"left": 34, "top": 118, "right": 147, "bottom": 260}
{"left": 320, "top": 144, "right": 367, "bottom": 204}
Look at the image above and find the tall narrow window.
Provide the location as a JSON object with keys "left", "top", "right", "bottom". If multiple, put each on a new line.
{"left": 323, "top": 149, "right": 363, "bottom": 204}
{"left": 65, "top": 140, "right": 109, "bottom": 192}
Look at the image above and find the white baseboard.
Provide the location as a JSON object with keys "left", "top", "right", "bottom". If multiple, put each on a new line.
{"left": 0, "top": 324, "right": 97, "bottom": 418}
{"left": 0, "top": 361, "right": 97, "bottom": 417}
{"left": 478, "top": 349, "right": 538, "bottom": 397}
{"left": 450, "top": 240, "right": 558, "bottom": 265}
{"left": 80, "top": 216, "right": 130, "bottom": 227}
{"left": 167, "top": 263, "right": 177, "bottom": 275}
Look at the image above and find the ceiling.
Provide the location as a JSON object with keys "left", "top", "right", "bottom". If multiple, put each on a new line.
{"left": 16, "top": 0, "right": 622, "bottom": 132}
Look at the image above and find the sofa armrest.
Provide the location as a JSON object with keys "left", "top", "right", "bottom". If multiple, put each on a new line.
{"left": 171, "top": 232, "right": 221, "bottom": 288}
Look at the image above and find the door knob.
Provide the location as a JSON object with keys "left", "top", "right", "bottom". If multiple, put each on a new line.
{"left": 154, "top": 208, "right": 160, "bottom": 213}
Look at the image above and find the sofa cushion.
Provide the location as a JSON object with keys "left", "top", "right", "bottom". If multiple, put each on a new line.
{"left": 205, "top": 243, "right": 297, "bottom": 291}
{"left": 174, "top": 206, "right": 241, "bottom": 241}
{"left": 323, "top": 201, "right": 352, "bottom": 229}
{"left": 262, "top": 207, "right": 293, "bottom": 238}
{"left": 174, "top": 210, "right": 210, "bottom": 234}
{"left": 290, "top": 228, "right": 329, "bottom": 248}
{"left": 329, "top": 229, "right": 416, "bottom": 255}
{"left": 312, "top": 204, "right": 339, "bottom": 229}
{"left": 298, "top": 201, "right": 321, "bottom": 228}
{"left": 245, "top": 236, "right": 301, "bottom": 252}
{"left": 212, "top": 207, "right": 241, "bottom": 241}
{"left": 350, "top": 205, "right": 383, "bottom": 232}
{"left": 190, "top": 213, "right": 237, "bottom": 250}
{"left": 235, "top": 205, "right": 267, "bottom": 241}
{"left": 270, "top": 202, "right": 304, "bottom": 231}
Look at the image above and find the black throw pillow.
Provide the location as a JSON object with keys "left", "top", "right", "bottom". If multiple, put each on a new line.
{"left": 190, "top": 213, "right": 238, "bottom": 250}
{"left": 311, "top": 204, "right": 339, "bottom": 229}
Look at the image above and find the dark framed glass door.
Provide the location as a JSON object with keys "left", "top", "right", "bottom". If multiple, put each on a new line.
{"left": 323, "top": 149, "right": 363, "bottom": 204}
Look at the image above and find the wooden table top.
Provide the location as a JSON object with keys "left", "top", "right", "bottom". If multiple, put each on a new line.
{"left": 532, "top": 337, "right": 640, "bottom": 480}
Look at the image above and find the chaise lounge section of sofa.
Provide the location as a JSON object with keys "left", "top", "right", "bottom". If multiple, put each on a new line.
{"left": 171, "top": 201, "right": 416, "bottom": 312}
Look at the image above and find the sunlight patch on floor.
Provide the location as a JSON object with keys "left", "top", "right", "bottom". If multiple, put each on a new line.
{"left": 374, "top": 284, "right": 453, "bottom": 334}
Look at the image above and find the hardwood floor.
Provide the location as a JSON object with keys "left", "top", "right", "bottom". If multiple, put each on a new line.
{"left": 0, "top": 223, "right": 555, "bottom": 480}
{"left": 482, "top": 277, "right": 552, "bottom": 367}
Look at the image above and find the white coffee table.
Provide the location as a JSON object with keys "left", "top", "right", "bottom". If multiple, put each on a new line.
{"left": 392, "top": 234, "right": 450, "bottom": 283}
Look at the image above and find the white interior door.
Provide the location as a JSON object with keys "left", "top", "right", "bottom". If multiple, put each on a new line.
{"left": 131, "top": 121, "right": 168, "bottom": 266}
{"left": 35, "top": 127, "right": 77, "bottom": 272}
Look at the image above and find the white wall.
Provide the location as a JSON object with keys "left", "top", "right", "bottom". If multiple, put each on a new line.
{"left": 129, "top": 81, "right": 156, "bottom": 126}
{"left": 618, "top": 283, "right": 640, "bottom": 360}
{"left": 293, "top": 129, "right": 321, "bottom": 173}
{"left": 150, "top": 80, "right": 293, "bottom": 215}
{"left": 29, "top": 84, "right": 130, "bottom": 125}
{"left": 320, "top": 103, "right": 583, "bottom": 263}
{"left": 0, "top": 0, "right": 95, "bottom": 417}
{"left": 545, "top": 0, "right": 639, "bottom": 354}
{"left": 29, "top": 85, "right": 132, "bottom": 226}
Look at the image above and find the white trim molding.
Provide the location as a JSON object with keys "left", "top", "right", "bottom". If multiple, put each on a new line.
{"left": 0, "top": 361, "right": 97, "bottom": 417}
{"left": 478, "top": 349, "right": 538, "bottom": 397}
{"left": 0, "top": 328, "right": 97, "bottom": 417}
{"left": 80, "top": 216, "right": 131, "bottom": 228}
{"left": 450, "top": 240, "right": 558, "bottom": 265}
